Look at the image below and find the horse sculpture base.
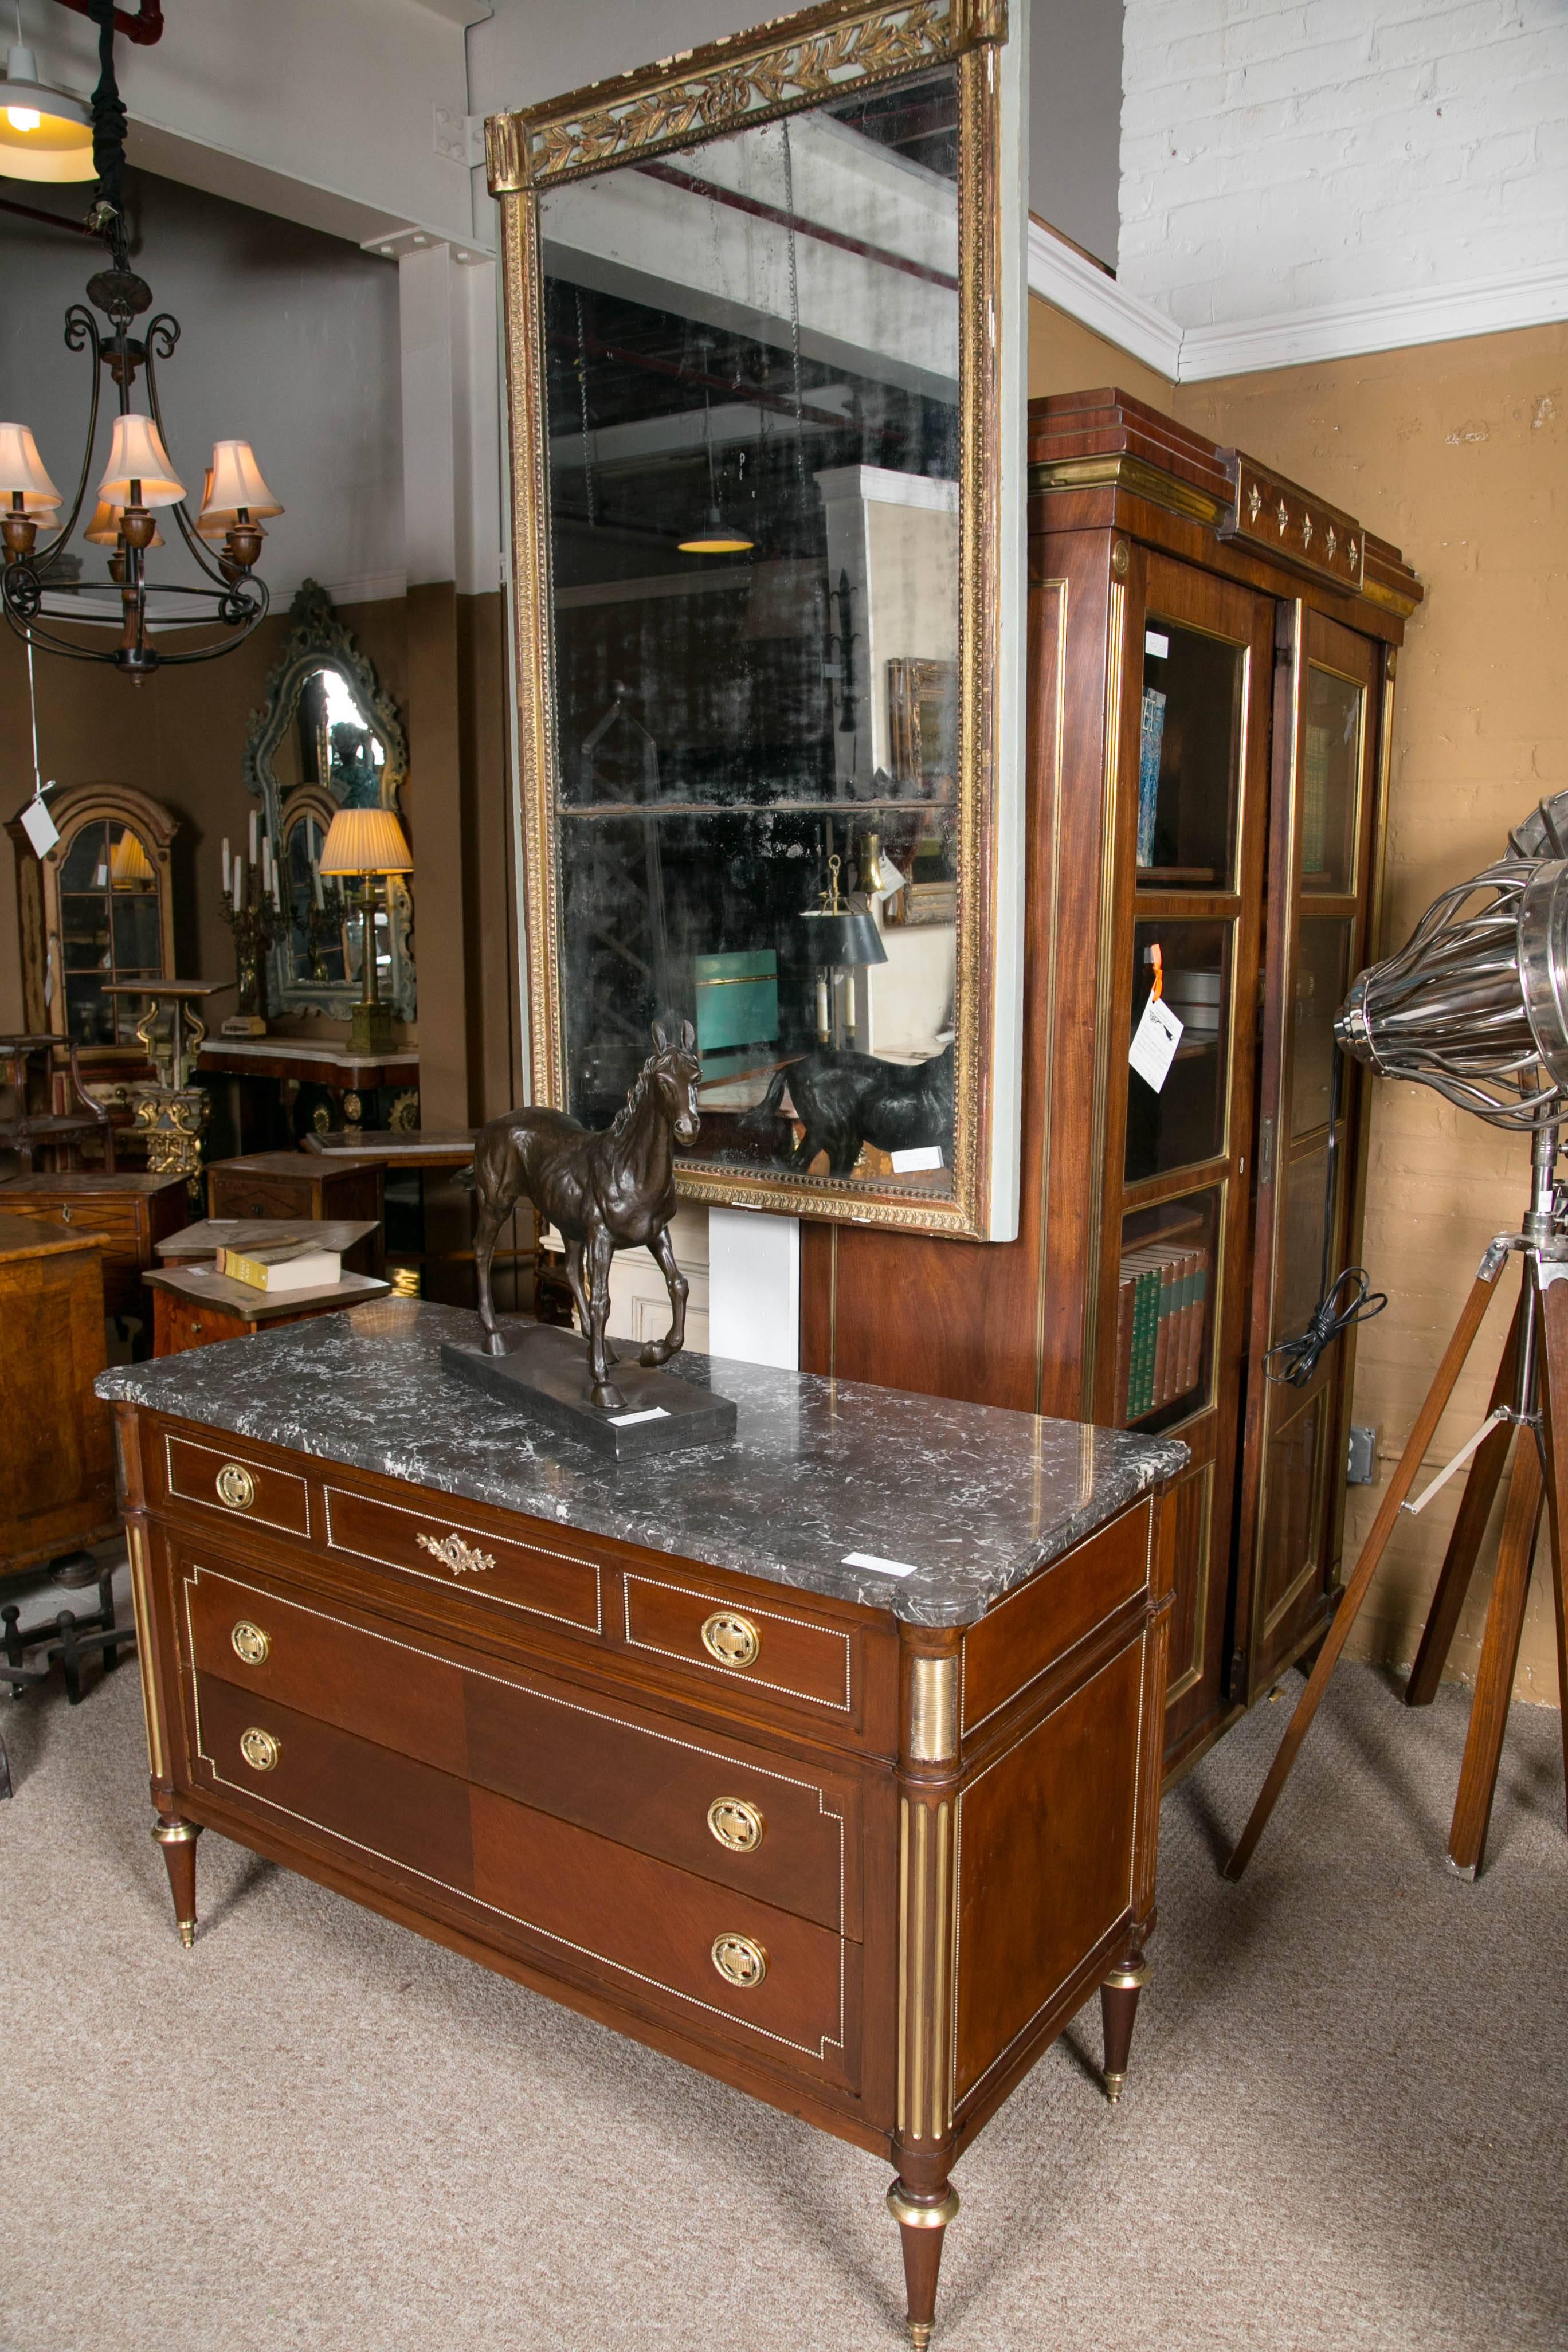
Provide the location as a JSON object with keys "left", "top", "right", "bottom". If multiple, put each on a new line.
{"left": 441, "top": 1323, "right": 736, "bottom": 1461}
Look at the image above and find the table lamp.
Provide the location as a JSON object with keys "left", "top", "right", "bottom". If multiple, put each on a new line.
{"left": 319, "top": 806, "right": 412, "bottom": 1053}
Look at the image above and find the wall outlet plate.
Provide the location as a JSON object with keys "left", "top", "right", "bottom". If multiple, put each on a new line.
{"left": 1347, "top": 1424, "right": 1378, "bottom": 1485}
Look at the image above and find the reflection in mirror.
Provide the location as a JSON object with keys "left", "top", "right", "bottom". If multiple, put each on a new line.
{"left": 542, "top": 68, "right": 961, "bottom": 1195}
{"left": 59, "top": 818, "right": 163, "bottom": 1044}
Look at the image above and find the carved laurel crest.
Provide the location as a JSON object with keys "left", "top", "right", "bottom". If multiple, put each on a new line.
{"left": 416, "top": 1531, "right": 496, "bottom": 1577}
{"left": 508, "top": 0, "right": 959, "bottom": 189}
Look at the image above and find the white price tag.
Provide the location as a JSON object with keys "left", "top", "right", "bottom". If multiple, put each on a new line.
{"left": 610, "top": 1406, "right": 669, "bottom": 1427}
{"left": 890, "top": 1145, "right": 944, "bottom": 1174}
{"left": 841, "top": 1550, "right": 919, "bottom": 1579}
{"left": 19, "top": 796, "right": 58, "bottom": 857}
{"left": 1128, "top": 994, "right": 1183, "bottom": 1093}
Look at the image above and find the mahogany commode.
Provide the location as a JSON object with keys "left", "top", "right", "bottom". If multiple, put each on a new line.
{"left": 100, "top": 1302, "right": 1185, "bottom": 2346}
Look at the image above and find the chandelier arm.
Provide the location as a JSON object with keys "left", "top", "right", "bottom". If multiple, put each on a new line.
{"left": 146, "top": 581, "right": 272, "bottom": 664}
{"left": 0, "top": 601, "right": 132, "bottom": 663}
{"left": 139, "top": 333, "right": 250, "bottom": 593}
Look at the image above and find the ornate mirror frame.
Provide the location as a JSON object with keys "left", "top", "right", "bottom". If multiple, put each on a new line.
{"left": 487, "top": 0, "right": 1028, "bottom": 1240}
{"left": 244, "top": 581, "right": 416, "bottom": 1024}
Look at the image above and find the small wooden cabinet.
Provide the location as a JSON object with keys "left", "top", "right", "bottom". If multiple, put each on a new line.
{"left": 803, "top": 389, "right": 1421, "bottom": 1778}
{"left": 206, "top": 1152, "right": 386, "bottom": 1277}
{"left": 0, "top": 1212, "right": 116, "bottom": 1573}
{"left": 0, "top": 1171, "right": 190, "bottom": 1318}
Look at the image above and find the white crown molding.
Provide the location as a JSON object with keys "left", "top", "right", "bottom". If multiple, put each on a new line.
{"left": 318, "top": 570, "right": 410, "bottom": 607}
{"left": 1028, "top": 220, "right": 1568, "bottom": 386}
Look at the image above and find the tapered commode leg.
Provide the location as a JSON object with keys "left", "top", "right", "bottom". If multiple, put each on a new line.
{"left": 1100, "top": 1951, "right": 1149, "bottom": 2106}
{"left": 887, "top": 2182, "right": 960, "bottom": 2352}
{"left": 152, "top": 1816, "right": 201, "bottom": 1946}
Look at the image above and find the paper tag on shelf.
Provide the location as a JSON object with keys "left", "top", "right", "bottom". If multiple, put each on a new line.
{"left": 889, "top": 1145, "right": 944, "bottom": 1173}
{"left": 1128, "top": 994, "right": 1183, "bottom": 1093}
{"left": 842, "top": 1550, "right": 919, "bottom": 1579}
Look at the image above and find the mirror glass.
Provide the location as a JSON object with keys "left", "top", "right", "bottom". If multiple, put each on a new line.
{"left": 541, "top": 67, "right": 961, "bottom": 1198}
{"left": 58, "top": 817, "right": 163, "bottom": 1044}
{"left": 247, "top": 585, "right": 414, "bottom": 1023}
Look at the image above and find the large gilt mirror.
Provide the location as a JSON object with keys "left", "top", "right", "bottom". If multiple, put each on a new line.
{"left": 488, "top": 0, "right": 1025, "bottom": 1237}
{"left": 244, "top": 581, "right": 415, "bottom": 1024}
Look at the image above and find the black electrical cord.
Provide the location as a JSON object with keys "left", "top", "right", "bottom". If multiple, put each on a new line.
{"left": 1263, "top": 1044, "right": 1387, "bottom": 1387}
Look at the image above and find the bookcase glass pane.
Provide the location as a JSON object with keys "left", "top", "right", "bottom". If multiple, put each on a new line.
{"left": 1291, "top": 917, "right": 1353, "bottom": 1138}
{"left": 1115, "top": 1186, "right": 1220, "bottom": 1433}
{"left": 1135, "top": 618, "right": 1244, "bottom": 891}
{"left": 1300, "top": 664, "right": 1363, "bottom": 892}
{"left": 1275, "top": 1139, "right": 1335, "bottom": 1345}
{"left": 1126, "top": 919, "right": 1231, "bottom": 1182}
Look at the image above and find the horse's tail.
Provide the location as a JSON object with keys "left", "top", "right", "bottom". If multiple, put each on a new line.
{"left": 757, "top": 1067, "right": 790, "bottom": 1119}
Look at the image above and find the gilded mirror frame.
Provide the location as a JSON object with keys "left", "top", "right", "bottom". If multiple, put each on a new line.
{"left": 244, "top": 579, "right": 416, "bottom": 1025}
{"left": 488, "top": 0, "right": 1025, "bottom": 1238}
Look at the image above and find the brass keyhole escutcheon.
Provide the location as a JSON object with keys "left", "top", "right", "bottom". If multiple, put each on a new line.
{"left": 701, "top": 1610, "right": 761, "bottom": 1671}
{"left": 239, "top": 1726, "right": 280, "bottom": 1773}
{"left": 708, "top": 1797, "right": 765, "bottom": 1853}
{"left": 215, "top": 1462, "right": 256, "bottom": 1511}
{"left": 711, "top": 1933, "right": 768, "bottom": 1989}
{"left": 230, "top": 1620, "right": 270, "bottom": 1668}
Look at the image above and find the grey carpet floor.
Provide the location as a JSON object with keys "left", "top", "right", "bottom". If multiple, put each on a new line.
{"left": 3, "top": 1580, "right": 1566, "bottom": 2352}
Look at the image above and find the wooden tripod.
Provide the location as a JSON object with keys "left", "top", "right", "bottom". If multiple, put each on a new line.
{"left": 1228, "top": 1130, "right": 1568, "bottom": 1881}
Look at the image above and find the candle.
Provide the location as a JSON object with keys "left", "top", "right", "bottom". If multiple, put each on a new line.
{"left": 235, "top": 852, "right": 246, "bottom": 907}
{"left": 221, "top": 838, "right": 230, "bottom": 900}
{"left": 249, "top": 810, "right": 259, "bottom": 865}
{"left": 312, "top": 857, "right": 324, "bottom": 910}
{"left": 260, "top": 834, "right": 271, "bottom": 898}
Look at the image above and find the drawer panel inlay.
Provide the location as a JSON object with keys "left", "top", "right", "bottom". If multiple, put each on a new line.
{"left": 324, "top": 1485, "right": 602, "bottom": 1634}
{"left": 625, "top": 1577, "right": 852, "bottom": 1714}
{"left": 961, "top": 1500, "right": 1151, "bottom": 1735}
{"left": 165, "top": 1434, "right": 309, "bottom": 1536}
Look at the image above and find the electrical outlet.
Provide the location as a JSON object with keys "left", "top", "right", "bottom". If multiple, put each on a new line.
{"left": 433, "top": 104, "right": 468, "bottom": 164}
{"left": 1347, "top": 1424, "right": 1378, "bottom": 1484}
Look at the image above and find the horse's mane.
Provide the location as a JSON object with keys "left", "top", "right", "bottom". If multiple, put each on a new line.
{"left": 609, "top": 1055, "right": 656, "bottom": 1139}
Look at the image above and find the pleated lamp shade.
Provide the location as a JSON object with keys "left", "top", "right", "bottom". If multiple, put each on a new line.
{"left": 319, "top": 806, "right": 413, "bottom": 876}
{"left": 198, "top": 440, "right": 283, "bottom": 529}
{"left": 109, "top": 830, "right": 156, "bottom": 885}
{"left": 97, "top": 413, "right": 185, "bottom": 507}
{"left": 85, "top": 499, "right": 163, "bottom": 549}
{"left": 0, "top": 421, "right": 62, "bottom": 507}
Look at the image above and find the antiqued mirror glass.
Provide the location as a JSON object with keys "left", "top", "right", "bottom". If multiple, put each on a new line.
{"left": 245, "top": 581, "right": 414, "bottom": 1023}
{"left": 490, "top": 0, "right": 1025, "bottom": 1238}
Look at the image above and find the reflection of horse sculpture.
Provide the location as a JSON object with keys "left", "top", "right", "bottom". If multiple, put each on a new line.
{"left": 758, "top": 1044, "right": 954, "bottom": 1178}
{"left": 470, "top": 1015, "right": 700, "bottom": 1410}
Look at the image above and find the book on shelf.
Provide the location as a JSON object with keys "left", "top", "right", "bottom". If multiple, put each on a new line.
{"left": 217, "top": 1242, "right": 343, "bottom": 1293}
{"left": 1115, "top": 1234, "right": 1211, "bottom": 1425}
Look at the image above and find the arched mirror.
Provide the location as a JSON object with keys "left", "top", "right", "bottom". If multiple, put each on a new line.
{"left": 244, "top": 581, "right": 415, "bottom": 1022}
{"left": 5, "top": 782, "right": 178, "bottom": 1049}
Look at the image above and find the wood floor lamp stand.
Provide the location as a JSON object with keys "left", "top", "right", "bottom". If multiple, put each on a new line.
{"left": 1227, "top": 1122, "right": 1568, "bottom": 1881}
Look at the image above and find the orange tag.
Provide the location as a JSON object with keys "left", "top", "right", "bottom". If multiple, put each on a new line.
{"left": 1148, "top": 942, "right": 1163, "bottom": 1002}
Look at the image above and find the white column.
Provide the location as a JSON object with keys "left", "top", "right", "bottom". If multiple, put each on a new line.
{"left": 381, "top": 234, "right": 500, "bottom": 595}
{"left": 707, "top": 1208, "right": 800, "bottom": 1371}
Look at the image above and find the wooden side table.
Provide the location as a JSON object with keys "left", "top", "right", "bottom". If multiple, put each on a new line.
{"left": 0, "top": 1170, "right": 190, "bottom": 1318}
{"left": 206, "top": 1153, "right": 386, "bottom": 1277}
{"left": 0, "top": 1213, "right": 116, "bottom": 1573}
{"left": 144, "top": 1262, "right": 392, "bottom": 1356}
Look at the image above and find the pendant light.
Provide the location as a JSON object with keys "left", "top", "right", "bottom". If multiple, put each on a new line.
{"left": 677, "top": 352, "right": 753, "bottom": 556}
{"left": 0, "top": 5, "right": 93, "bottom": 182}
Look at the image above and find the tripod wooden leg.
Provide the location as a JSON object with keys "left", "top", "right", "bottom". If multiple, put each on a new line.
{"left": 1225, "top": 1263, "right": 1505, "bottom": 1880}
{"left": 1407, "top": 1289, "right": 1523, "bottom": 1707}
{"left": 1447, "top": 1438, "right": 1542, "bottom": 1877}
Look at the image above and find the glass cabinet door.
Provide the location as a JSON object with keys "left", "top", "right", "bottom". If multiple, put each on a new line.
{"left": 1239, "top": 607, "right": 1385, "bottom": 1698}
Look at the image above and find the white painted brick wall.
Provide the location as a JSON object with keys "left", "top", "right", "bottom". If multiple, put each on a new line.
{"left": 1119, "top": 1, "right": 1568, "bottom": 328}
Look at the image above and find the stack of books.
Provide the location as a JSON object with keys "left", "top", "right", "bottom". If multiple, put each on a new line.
{"left": 1115, "top": 1229, "right": 1210, "bottom": 1426}
{"left": 216, "top": 1240, "right": 343, "bottom": 1293}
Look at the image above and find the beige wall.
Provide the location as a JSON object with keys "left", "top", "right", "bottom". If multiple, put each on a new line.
{"left": 1026, "top": 294, "right": 1567, "bottom": 1702}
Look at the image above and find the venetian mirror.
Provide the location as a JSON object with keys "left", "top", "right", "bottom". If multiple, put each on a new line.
{"left": 244, "top": 581, "right": 415, "bottom": 1022}
{"left": 488, "top": 0, "right": 1026, "bottom": 1238}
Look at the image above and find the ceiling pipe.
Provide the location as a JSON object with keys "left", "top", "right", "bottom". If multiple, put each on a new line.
{"left": 49, "top": 0, "right": 162, "bottom": 42}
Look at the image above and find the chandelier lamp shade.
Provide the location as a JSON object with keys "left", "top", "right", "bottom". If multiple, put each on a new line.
{"left": 0, "top": 2, "right": 283, "bottom": 676}
{"left": 0, "top": 38, "right": 95, "bottom": 181}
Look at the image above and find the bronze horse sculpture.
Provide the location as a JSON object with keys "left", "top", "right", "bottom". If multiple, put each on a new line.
{"left": 470, "top": 1014, "right": 701, "bottom": 1412}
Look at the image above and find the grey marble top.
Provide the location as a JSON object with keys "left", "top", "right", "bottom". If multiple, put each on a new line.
{"left": 97, "top": 1303, "right": 1188, "bottom": 1627}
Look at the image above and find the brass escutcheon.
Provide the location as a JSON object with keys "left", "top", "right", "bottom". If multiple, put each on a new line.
{"left": 239, "top": 1726, "right": 280, "bottom": 1773}
{"left": 707, "top": 1797, "right": 765, "bottom": 1853}
{"left": 701, "top": 1610, "right": 761, "bottom": 1670}
{"left": 711, "top": 1932, "right": 768, "bottom": 1989}
{"left": 215, "top": 1462, "right": 256, "bottom": 1511}
{"left": 230, "top": 1620, "right": 270, "bottom": 1667}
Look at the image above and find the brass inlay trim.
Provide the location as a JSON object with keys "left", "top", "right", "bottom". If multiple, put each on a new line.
{"left": 126, "top": 1520, "right": 166, "bottom": 1783}
{"left": 1029, "top": 452, "right": 1229, "bottom": 528}
{"left": 896, "top": 1796, "right": 911, "bottom": 2131}
{"left": 897, "top": 1794, "right": 955, "bottom": 2141}
{"left": 911, "top": 1800, "right": 928, "bottom": 2133}
{"left": 908, "top": 1652, "right": 958, "bottom": 1762}
{"left": 930, "top": 1798, "right": 951, "bottom": 2134}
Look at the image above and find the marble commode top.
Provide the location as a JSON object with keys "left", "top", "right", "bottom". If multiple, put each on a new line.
{"left": 97, "top": 1302, "right": 1188, "bottom": 1628}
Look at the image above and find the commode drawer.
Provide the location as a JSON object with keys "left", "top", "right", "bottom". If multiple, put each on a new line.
{"left": 183, "top": 1560, "right": 858, "bottom": 1935}
{"left": 623, "top": 1574, "right": 853, "bottom": 1718}
{"left": 193, "top": 1672, "right": 851, "bottom": 2071}
{"left": 323, "top": 1482, "right": 603, "bottom": 1637}
{"left": 164, "top": 1433, "right": 310, "bottom": 1538}
{"left": 960, "top": 1498, "right": 1151, "bottom": 1736}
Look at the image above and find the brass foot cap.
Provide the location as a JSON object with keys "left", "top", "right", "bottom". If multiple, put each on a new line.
{"left": 178, "top": 1920, "right": 195, "bottom": 1949}
{"left": 1447, "top": 1858, "right": 1479, "bottom": 1881}
{"left": 908, "top": 2328, "right": 932, "bottom": 2351}
{"left": 1103, "top": 2071, "right": 1126, "bottom": 2106}
{"left": 888, "top": 2186, "right": 960, "bottom": 2231}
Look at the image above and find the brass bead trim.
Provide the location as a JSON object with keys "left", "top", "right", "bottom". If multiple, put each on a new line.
{"left": 707, "top": 1797, "right": 765, "bottom": 1853}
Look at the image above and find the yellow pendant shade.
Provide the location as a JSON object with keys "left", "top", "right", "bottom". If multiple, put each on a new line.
{"left": 0, "top": 45, "right": 93, "bottom": 182}
{"left": 85, "top": 499, "right": 164, "bottom": 550}
{"left": 97, "top": 413, "right": 185, "bottom": 508}
{"left": 318, "top": 806, "right": 413, "bottom": 876}
{"left": 199, "top": 440, "right": 283, "bottom": 525}
{"left": 109, "top": 830, "right": 156, "bottom": 885}
{"left": 677, "top": 503, "right": 755, "bottom": 555}
{"left": 0, "top": 420, "right": 62, "bottom": 508}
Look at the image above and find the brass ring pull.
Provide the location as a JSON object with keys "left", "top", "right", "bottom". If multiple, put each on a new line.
{"left": 230, "top": 1620, "right": 271, "bottom": 1667}
{"left": 700, "top": 1610, "right": 761, "bottom": 1670}
{"left": 711, "top": 1933, "right": 768, "bottom": 1989}
{"left": 707, "top": 1797, "right": 765, "bottom": 1853}
{"left": 215, "top": 1462, "right": 256, "bottom": 1511}
{"left": 239, "top": 1726, "right": 280, "bottom": 1773}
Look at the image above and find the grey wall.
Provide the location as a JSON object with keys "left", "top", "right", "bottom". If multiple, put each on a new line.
{"left": 0, "top": 168, "right": 403, "bottom": 603}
